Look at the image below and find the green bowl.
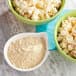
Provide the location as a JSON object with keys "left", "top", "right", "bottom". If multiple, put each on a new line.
{"left": 55, "top": 10, "right": 76, "bottom": 62}
{"left": 8, "top": 0, "right": 65, "bottom": 25}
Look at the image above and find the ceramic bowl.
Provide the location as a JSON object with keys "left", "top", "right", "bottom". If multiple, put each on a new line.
{"left": 8, "top": 0, "right": 65, "bottom": 25}
{"left": 4, "top": 32, "right": 49, "bottom": 71}
{"left": 55, "top": 10, "right": 76, "bottom": 62}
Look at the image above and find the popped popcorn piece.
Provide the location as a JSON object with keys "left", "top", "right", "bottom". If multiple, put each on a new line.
{"left": 50, "top": 0, "right": 61, "bottom": 8}
{"left": 57, "top": 34, "right": 63, "bottom": 42}
{"left": 60, "top": 29, "right": 68, "bottom": 36}
{"left": 72, "top": 25, "right": 76, "bottom": 36}
{"left": 31, "top": 9, "right": 41, "bottom": 20}
{"left": 63, "top": 49, "right": 69, "bottom": 53}
{"left": 68, "top": 44, "right": 74, "bottom": 51}
{"left": 36, "top": 0, "right": 44, "bottom": 9}
{"left": 62, "top": 20, "right": 72, "bottom": 31}
{"left": 66, "top": 34, "right": 73, "bottom": 43}
{"left": 27, "top": 7, "right": 35, "bottom": 15}
{"left": 69, "top": 51, "right": 76, "bottom": 58}
{"left": 48, "top": 7, "right": 58, "bottom": 16}
{"left": 45, "top": 13, "right": 50, "bottom": 19}
{"left": 60, "top": 39, "right": 67, "bottom": 49}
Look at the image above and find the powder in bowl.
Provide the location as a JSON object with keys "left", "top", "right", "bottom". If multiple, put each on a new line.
{"left": 7, "top": 36, "right": 46, "bottom": 69}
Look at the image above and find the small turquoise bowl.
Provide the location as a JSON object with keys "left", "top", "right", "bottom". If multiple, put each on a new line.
{"left": 55, "top": 10, "right": 76, "bottom": 62}
{"left": 8, "top": 0, "right": 65, "bottom": 25}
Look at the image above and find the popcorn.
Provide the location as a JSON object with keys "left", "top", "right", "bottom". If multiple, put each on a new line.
{"left": 66, "top": 34, "right": 73, "bottom": 43}
{"left": 39, "top": 13, "right": 45, "bottom": 20}
{"left": 60, "top": 29, "right": 68, "bottom": 36}
{"left": 36, "top": 0, "right": 44, "bottom": 9}
{"left": 31, "top": 8, "right": 41, "bottom": 20}
{"left": 45, "top": 13, "right": 50, "bottom": 19}
{"left": 12, "top": 0, "right": 61, "bottom": 20}
{"left": 69, "top": 51, "right": 76, "bottom": 58}
{"left": 62, "top": 20, "right": 72, "bottom": 31}
{"left": 50, "top": 0, "right": 61, "bottom": 8}
{"left": 27, "top": 7, "right": 35, "bottom": 15}
{"left": 72, "top": 26, "right": 76, "bottom": 36}
{"left": 57, "top": 34, "right": 63, "bottom": 42}
{"left": 68, "top": 44, "right": 73, "bottom": 51}
{"left": 60, "top": 41, "right": 67, "bottom": 49}
{"left": 48, "top": 7, "right": 58, "bottom": 16}
{"left": 57, "top": 17, "right": 76, "bottom": 59}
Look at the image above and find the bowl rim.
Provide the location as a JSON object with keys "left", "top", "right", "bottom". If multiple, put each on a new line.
{"left": 7, "top": 0, "right": 65, "bottom": 24}
{"left": 4, "top": 32, "right": 49, "bottom": 72}
{"left": 54, "top": 10, "right": 76, "bottom": 62}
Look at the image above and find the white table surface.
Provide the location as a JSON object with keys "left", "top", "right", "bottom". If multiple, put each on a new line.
{"left": 0, "top": 0, "right": 76, "bottom": 76}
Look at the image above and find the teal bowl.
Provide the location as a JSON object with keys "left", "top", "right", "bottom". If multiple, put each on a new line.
{"left": 8, "top": 0, "right": 65, "bottom": 25}
{"left": 55, "top": 10, "right": 76, "bottom": 62}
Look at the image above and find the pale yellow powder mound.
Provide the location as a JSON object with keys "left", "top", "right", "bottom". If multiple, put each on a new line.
{"left": 7, "top": 36, "right": 46, "bottom": 69}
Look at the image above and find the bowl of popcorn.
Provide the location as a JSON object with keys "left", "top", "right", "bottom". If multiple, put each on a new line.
{"left": 8, "top": 0, "right": 65, "bottom": 25}
{"left": 55, "top": 10, "right": 76, "bottom": 61}
{"left": 4, "top": 33, "right": 49, "bottom": 71}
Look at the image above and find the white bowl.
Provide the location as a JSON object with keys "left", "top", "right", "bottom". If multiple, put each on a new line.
{"left": 4, "top": 32, "right": 49, "bottom": 72}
